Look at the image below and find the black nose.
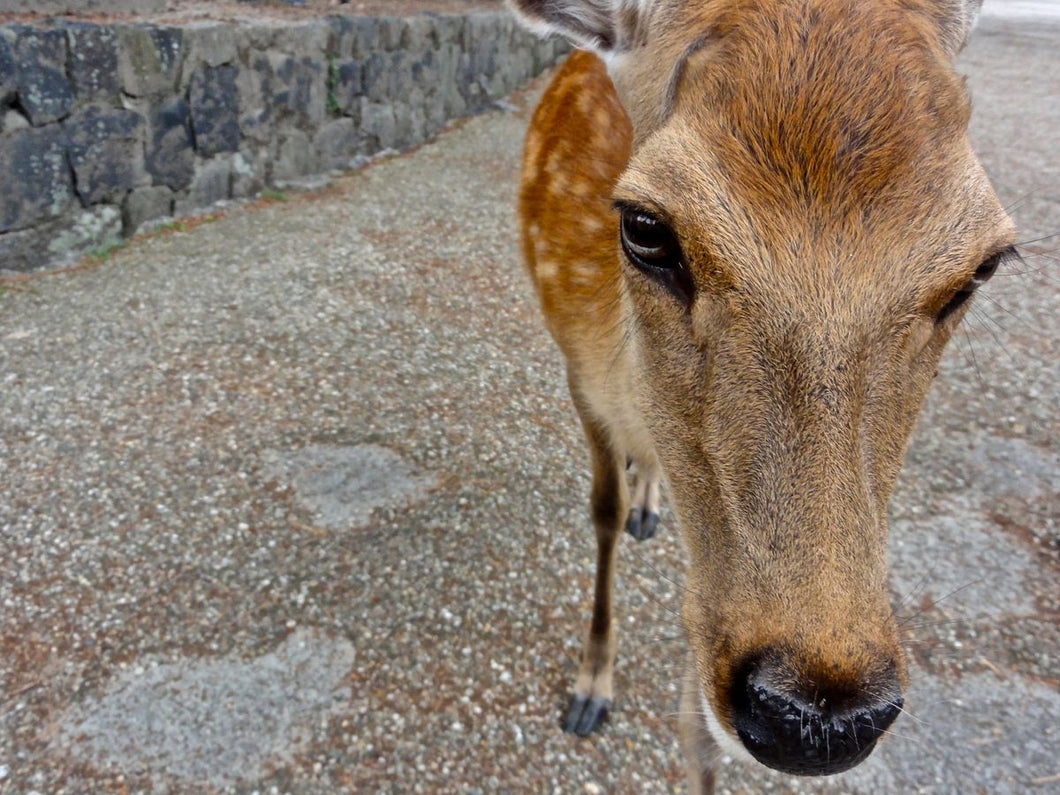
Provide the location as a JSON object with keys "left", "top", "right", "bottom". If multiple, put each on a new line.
{"left": 730, "top": 658, "right": 902, "bottom": 776}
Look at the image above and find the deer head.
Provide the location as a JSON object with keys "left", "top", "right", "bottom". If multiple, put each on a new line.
{"left": 511, "top": 0, "right": 1013, "bottom": 777}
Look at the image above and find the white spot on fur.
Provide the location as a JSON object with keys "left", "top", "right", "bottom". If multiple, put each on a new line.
{"left": 537, "top": 259, "right": 560, "bottom": 279}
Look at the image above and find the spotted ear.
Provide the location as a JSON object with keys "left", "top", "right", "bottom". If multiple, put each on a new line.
{"left": 506, "top": 0, "right": 653, "bottom": 58}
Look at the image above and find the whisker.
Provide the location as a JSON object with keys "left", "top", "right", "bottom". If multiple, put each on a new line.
{"left": 896, "top": 575, "right": 985, "bottom": 624}
{"left": 975, "top": 291, "right": 1035, "bottom": 330}
{"left": 966, "top": 307, "right": 1016, "bottom": 365}
{"left": 891, "top": 561, "right": 940, "bottom": 616}
{"left": 871, "top": 724, "right": 921, "bottom": 744}
{"left": 899, "top": 618, "right": 977, "bottom": 631}
{"left": 1002, "top": 189, "right": 1043, "bottom": 215}
{"left": 628, "top": 551, "right": 704, "bottom": 602}
{"left": 627, "top": 575, "right": 685, "bottom": 622}
{"left": 959, "top": 326, "right": 986, "bottom": 389}
{"left": 1015, "top": 231, "right": 1060, "bottom": 247}
{"left": 860, "top": 688, "right": 928, "bottom": 727}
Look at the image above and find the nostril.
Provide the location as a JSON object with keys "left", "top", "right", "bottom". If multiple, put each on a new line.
{"left": 730, "top": 659, "right": 902, "bottom": 776}
{"left": 850, "top": 699, "right": 903, "bottom": 746}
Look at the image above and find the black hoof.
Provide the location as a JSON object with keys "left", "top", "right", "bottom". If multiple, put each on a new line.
{"left": 625, "top": 509, "right": 660, "bottom": 541}
{"left": 562, "top": 693, "right": 612, "bottom": 736}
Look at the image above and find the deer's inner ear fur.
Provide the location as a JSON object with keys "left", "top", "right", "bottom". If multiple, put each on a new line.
{"left": 506, "top": 0, "right": 655, "bottom": 58}
{"left": 508, "top": 0, "right": 703, "bottom": 140}
{"left": 939, "top": 0, "right": 984, "bottom": 56}
{"left": 916, "top": 0, "right": 984, "bottom": 58}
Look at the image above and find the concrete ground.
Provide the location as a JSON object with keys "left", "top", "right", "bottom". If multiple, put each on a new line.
{"left": 1, "top": 5, "right": 1057, "bottom": 794}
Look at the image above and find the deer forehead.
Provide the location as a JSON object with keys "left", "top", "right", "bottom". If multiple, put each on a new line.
{"left": 615, "top": 50, "right": 1010, "bottom": 299}
{"left": 612, "top": 2, "right": 996, "bottom": 221}
{"left": 619, "top": 125, "right": 1006, "bottom": 296}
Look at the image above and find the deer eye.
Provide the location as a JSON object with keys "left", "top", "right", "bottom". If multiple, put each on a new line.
{"left": 619, "top": 207, "right": 683, "bottom": 271}
{"left": 935, "top": 248, "right": 1009, "bottom": 324}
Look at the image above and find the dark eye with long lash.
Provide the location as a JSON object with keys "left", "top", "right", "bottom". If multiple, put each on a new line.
{"left": 935, "top": 246, "right": 1017, "bottom": 324}
{"left": 615, "top": 202, "right": 695, "bottom": 301}
{"left": 618, "top": 205, "right": 683, "bottom": 271}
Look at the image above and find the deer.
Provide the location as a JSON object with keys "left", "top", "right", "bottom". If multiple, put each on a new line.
{"left": 508, "top": 0, "right": 1015, "bottom": 790}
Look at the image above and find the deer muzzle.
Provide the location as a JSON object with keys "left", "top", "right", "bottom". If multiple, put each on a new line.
{"left": 725, "top": 647, "right": 903, "bottom": 775}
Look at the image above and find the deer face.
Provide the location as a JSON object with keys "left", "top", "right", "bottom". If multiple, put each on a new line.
{"left": 511, "top": 0, "right": 1012, "bottom": 775}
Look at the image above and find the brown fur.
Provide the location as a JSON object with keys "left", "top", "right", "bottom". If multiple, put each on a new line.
{"left": 516, "top": 0, "right": 1012, "bottom": 787}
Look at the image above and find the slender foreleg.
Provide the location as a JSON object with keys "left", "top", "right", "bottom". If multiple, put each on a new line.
{"left": 562, "top": 372, "right": 629, "bottom": 736}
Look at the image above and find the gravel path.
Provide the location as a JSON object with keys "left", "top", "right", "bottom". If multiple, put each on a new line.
{"left": 1, "top": 7, "right": 1057, "bottom": 794}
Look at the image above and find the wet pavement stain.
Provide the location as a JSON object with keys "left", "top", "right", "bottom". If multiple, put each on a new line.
{"left": 54, "top": 629, "right": 355, "bottom": 789}
{"left": 261, "top": 443, "right": 437, "bottom": 531}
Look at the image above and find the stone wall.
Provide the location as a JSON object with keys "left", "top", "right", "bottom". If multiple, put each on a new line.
{"left": 0, "top": 1, "right": 167, "bottom": 12}
{"left": 0, "top": 11, "right": 567, "bottom": 272}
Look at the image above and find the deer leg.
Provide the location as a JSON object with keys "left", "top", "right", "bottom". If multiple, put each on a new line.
{"left": 562, "top": 376, "right": 628, "bottom": 736}
{"left": 680, "top": 656, "right": 720, "bottom": 794}
{"left": 625, "top": 453, "right": 662, "bottom": 541}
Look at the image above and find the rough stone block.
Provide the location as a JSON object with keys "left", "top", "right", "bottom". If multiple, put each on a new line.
{"left": 179, "top": 24, "right": 238, "bottom": 85}
{"left": 46, "top": 204, "right": 121, "bottom": 260}
{"left": 360, "top": 51, "right": 387, "bottom": 103}
{"left": 237, "top": 54, "right": 272, "bottom": 143}
{"left": 378, "top": 16, "right": 404, "bottom": 50}
{"left": 391, "top": 96, "right": 427, "bottom": 150}
{"left": 331, "top": 58, "right": 362, "bottom": 116}
{"left": 1, "top": 107, "right": 30, "bottom": 133}
{"left": 189, "top": 65, "right": 240, "bottom": 157}
{"left": 230, "top": 147, "right": 267, "bottom": 198}
{"left": 346, "top": 16, "right": 379, "bottom": 59}
{"left": 293, "top": 57, "right": 327, "bottom": 125}
{"left": 0, "top": 222, "right": 57, "bottom": 272}
{"left": 532, "top": 38, "right": 553, "bottom": 74}
{"left": 326, "top": 15, "right": 353, "bottom": 58}
{"left": 185, "top": 156, "right": 231, "bottom": 208}
{"left": 390, "top": 52, "right": 415, "bottom": 98}
{"left": 460, "top": 14, "right": 486, "bottom": 51}
{"left": 273, "top": 22, "right": 328, "bottom": 59}
{"left": 241, "top": 24, "right": 275, "bottom": 52}
{"left": 403, "top": 88, "right": 428, "bottom": 147}
{"left": 273, "top": 129, "right": 317, "bottom": 182}
{"left": 0, "top": 29, "right": 16, "bottom": 104}
{"left": 434, "top": 41, "right": 457, "bottom": 87}
{"left": 400, "top": 16, "right": 433, "bottom": 51}
{"left": 314, "top": 118, "right": 356, "bottom": 171}
{"left": 64, "top": 105, "right": 146, "bottom": 205}
{"left": 122, "top": 184, "right": 173, "bottom": 234}
{"left": 411, "top": 49, "right": 440, "bottom": 91}
{"left": 454, "top": 51, "right": 479, "bottom": 110}
{"left": 432, "top": 14, "right": 463, "bottom": 47}
{"left": 0, "top": 125, "right": 72, "bottom": 233}
{"left": 467, "top": 36, "right": 499, "bottom": 92}
{"left": 359, "top": 100, "right": 395, "bottom": 153}
{"left": 151, "top": 27, "right": 185, "bottom": 84}
{"left": 267, "top": 54, "right": 325, "bottom": 126}
{"left": 145, "top": 96, "right": 195, "bottom": 191}
{"left": 326, "top": 15, "right": 372, "bottom": 59}
{"left": 65, "top": 22, "right": 121, "bottom": 102}
{"left": 11, "top": 26, "right": 73, "bottom": 125}
{"left": 423, "top": 90, "right": 446, "bottom": 137}
{"left": 116, "top": 25, "right": 184, "bottom": 97}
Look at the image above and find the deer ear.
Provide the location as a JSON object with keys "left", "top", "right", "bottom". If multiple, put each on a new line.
{"left": 506, "top": 0, "right": 650, "bottom": 57}
{"left": 933, "top": 0, "right": 984, "bottom": 56}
